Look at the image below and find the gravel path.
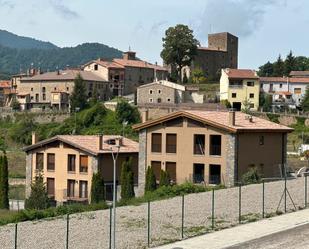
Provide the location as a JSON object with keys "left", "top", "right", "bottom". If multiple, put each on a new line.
{"left": 0, "top": 178, "right": 307, "bottom": 249}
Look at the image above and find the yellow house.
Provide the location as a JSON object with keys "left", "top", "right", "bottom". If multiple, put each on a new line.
{"left": 24, "top": 134, "right": 139, "bottom": 204}
{"left": 220, "top": 69, "right": 260, "bottom": 111}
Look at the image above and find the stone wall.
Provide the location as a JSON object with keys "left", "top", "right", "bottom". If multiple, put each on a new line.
{"left": 136, "top": 129, "right": 147, "bottom": 197}
{"left": 226, "top": 134, "right": 237, "bottom": 186}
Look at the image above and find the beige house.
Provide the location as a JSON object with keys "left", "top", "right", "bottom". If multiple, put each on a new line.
{"left": 24, "top": 134, "right": 139, "bottom": 203}
{"left": 220, "top": 69, "right": 260, "bottom": 111}
{"left": 18, "top": 70, "right": 110, "bottom": 110}
{"left": 133, "top": 110, "right": 292, "bottom": 189}
{"left": 137, "top": 80, "right": 205, "bottom": 105}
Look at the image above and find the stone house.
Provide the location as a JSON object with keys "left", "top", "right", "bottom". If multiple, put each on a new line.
{"left": 0, "top": 81, "right": 13, "bottom": 107}
{"left": 133, "top": 110, "right": 292, "bottom": 190}
{"left": 137, "top": 80, "right": 205, "bottom": 105}
{"left": 23, "top": 134, "right": 140, "bottom": 203}
{"left": 220, "top": 69, "right": 260, "bottom": 111}
{"left": 18, "top": 70, "right": 110, "bottom": 110}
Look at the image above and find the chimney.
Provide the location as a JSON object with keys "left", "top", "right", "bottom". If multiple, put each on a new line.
{"left": 97, "top": 134, "right": 103, "bottom": 150}
{"left": 32, "top": 132, "right": 38, "bottom": 145}
{"left": 229, "top": 110, "right": 235, "bottom": 126}
{"left": 116, "top": 136, "right": 123, "bottom": 147}
{"left": 141, "top": 109, "right": 149, "bottom": 123}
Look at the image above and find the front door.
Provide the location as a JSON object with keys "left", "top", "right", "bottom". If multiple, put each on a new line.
{"left": 193, "top": 164, "right": 205, "bottom": 183}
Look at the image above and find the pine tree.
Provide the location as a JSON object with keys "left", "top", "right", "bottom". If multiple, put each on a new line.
{"left": 25, "top": 171, "right": 50, "bottom": 210}
{"left": 90, "top": 172, "right": 105, "bottom": 204}
{"left": 284, "top": 50, "right": 296, "bottom": 76}
{"left": 145, "top": 166, "right": 156, "bottom": 192}
{"left": 273, "top": 55, "right": 284, "bottom": 76}
{"left": 159, "top": 170, "right": 170, "bottom": 187}
{"left": 70, "top": 74, "right": 88, "bottom": 112}
{"left": 120, "top": 158, "right": 135, "bottom": 200}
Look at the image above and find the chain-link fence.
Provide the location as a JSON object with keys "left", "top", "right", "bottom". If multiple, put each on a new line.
{"left": 1, "top": 176, "right": 309, "bottom": 249}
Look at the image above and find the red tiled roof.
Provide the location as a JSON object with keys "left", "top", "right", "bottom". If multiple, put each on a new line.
{"left": 113, "top": 59, "right": 168, "bottom": 71}
{"left": 290, "top": 71, "right": 309, "bottom": 77}
{"left": 274, "top": 91, "right": 292, "bottom": 96}
{"left": 260, "top": 77, "right": 309, "bottom": 83}
{"left": 133, "top": 110, "right": 293, "bottom": 133}
{"left": 21, "top": 70, "right": 107, "bottom": 82}
{"left": 224, "top": 69, "right": 258, "bottom": 79}
{"left": 93, "top": 59, "right": 124, "bottom": 69}
{"left": 0, "top": 81, "right": 11, "bottom": 88}
{"left": 23, "top": 135, "right": 139, "bottom": 155}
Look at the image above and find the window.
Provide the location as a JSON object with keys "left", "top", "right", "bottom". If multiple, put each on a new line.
{"left": 149, "top": 98, "right": 153, "bottom": 103}
{"left": 250, "top": 103, "right": 254, "bottom": 108}
{"left": 36, "top": 153, "right": 44, "bottom": 170}
{"left": 209, "top": 165, "right": 221, "bottom": 184}
{"left": 232, "top": 93, "right": 237, "bottom": 98}
{"left": 167, "top": 98, "right": 171, "bottom": 102}
{"left": 94, "top": 64, "right": 98, "bottom": 71}
{"left": 209, "top": 135, "right": 221, "bottom": 156}
{"left": 47, "top": 178, "right": 55, "bottom": 197}
{"left": 42, "top": 87, "right": 46, "bottom": 92}
{"left": 67, "top": 154, "right": 76, "bottom": 172}
{"left": 193, "top": 163, "right": 204, "bottom": 183}
{"left": 66, "top": 87, "right": 69, "bottom": 91}
{"left": 194, "top": 134, "right": 205, "bottom": 155}
{"left": 294, "top": 88, "right": 301, "bottom": 94}
{"left": 249, "top": 93, "right": 254, "bottom": 98}
{"left": 79, "top": 181, "right": 88, "bottom": 198}
{"left": 67, "top": 179, "right": 75, "bottom": 198}
{"left": 279, "top": 83, "right": 282, "bottom": 88}
{"left": 31, "top": 88, "right": 33, "bottom": 91}
{"left": 157, "top": 98, "right": 162, "bottom": 103}
{"left": 47, "top": 153, "right": 55, "bottom": 171}
{"left": 247, "top": 82, "right": 254, "bottom": 86}
{"left": 151, "top": 133, "right": 162, "bottom": 153}
{"left": 149, "top": 90, "right": 153, "bottom": 94}
{"left": 158, "top": 89, "right": 161, "bottom": 94}
{"left": 259, "top": 136, "right": 264, "bottom": 145}
{"left": 80, "top": 155, "right": 88, "bottom": 173}
{"left": 166, "top": 134, "right": 177, "bottom": 153}
{"left": 42, "top": 94, "right": 46, "bottom": 100}
{"left": 166, "top": 162, "right": 176, "bottom": 183}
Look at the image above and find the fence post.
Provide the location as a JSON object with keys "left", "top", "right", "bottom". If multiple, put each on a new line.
{"left": 239, "top": 184, "right": 242, "bottom": 224}
{"left": 147, "top": 201, "right": 151, "bottom": 248}
{"left": 305, "top": 175, "right": 308, "bottom": 208}
{"left": 262, "top": 180, "right": 265, "bottom": 218}
{"left": 181, "top": 195, "right": 184, "bottom": 239}
{"left": 284, "top": 174, "right": 287, "bottom": 213}
{"left": 212, "top": 189, "right": 215, "bottom": 230}
{"left": 66, "top": 213, "right": 69, "bottom": 249}
{"left": 14, "top": 223, "right": 17, "bottom": 249}
{"left": 109, "top": 206, "right": 112, "bottom": 249}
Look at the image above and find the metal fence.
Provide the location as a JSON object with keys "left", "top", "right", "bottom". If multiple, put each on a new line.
{"left": 1, "top": 176, "right": 309, "bottom": 249}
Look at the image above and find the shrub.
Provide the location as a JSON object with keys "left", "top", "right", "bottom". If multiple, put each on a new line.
{"left": 159, "top": 170, "right": 169, "bottom": 187}
{"left": 90, "top": 173, "right": 105, "bottom": 204}
{"left": 241, "top": 167, "right": 261, "bottom": 185}
{"left": 116, "top": 99, "right": 141, "bottom": 125}
{"left": 145, "top": 166, "right": 156, "bottom": 192}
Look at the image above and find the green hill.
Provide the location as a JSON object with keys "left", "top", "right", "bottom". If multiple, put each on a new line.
{"left": 0, "top": 30, "right": 123, "bottom": 75}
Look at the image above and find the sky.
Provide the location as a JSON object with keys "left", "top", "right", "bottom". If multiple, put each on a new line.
{"left": 0, "top": 0, "right": 309, "bottom": 69}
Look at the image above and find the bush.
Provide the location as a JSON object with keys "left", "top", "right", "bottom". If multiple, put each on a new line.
{"left": 145, "top": 166, "right": 156, "bottom": 192}
{"left": 90, "top": 173, "right": 105, "bottom": 204}
{"left": 120, "top": 158, "right": 135, "bottom": 200}
{"left": 116, "top": 99, "right": 141, "bottom": 125}
{"left": 220, "top": 99, "right": 231, "bottom": 109}
{"left": 159, "top": 170, "right": 169, "bottom": 187}
{"left": 241, "top": 167, "right": 261, "bottom": 185}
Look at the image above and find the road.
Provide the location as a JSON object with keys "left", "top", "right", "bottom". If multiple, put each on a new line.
{"left": 227, "top": 223, "right": 309, "bottom": 249}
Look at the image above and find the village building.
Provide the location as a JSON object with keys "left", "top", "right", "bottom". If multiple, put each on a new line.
{"left": 23, "top": 134, "right": 140, "bottom": 203}
{"left": 260, "top": 77, "right": 309, "bottom": 107}
{"left": 17, "top": 70, "right": 110, "bottom": 111}
{"left": 136, "top": 80, "right": 205, "bottom": 105}
{"left": 0, "top": 81, "right": 13, "bottom": 107}
{"left": 83, "top": 51, "right": 169, "bottom": 96}
{"left": 290, "top": 71, "right": 309, "bottom": 78}
{"left": 220, "top": 68, "right": 260, "bottom": 111}
{"left": 133, "top": 110, "right": 292, "bottom": 189}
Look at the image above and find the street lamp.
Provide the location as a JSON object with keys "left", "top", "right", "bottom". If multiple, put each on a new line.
{"left": 110, "top": 143, "right": 120, "bottom": 249}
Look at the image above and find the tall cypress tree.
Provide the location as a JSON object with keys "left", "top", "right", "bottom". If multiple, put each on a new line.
{"left": 90, "top": 172, "right": 105, "bottom": 204}
{"left": 284, "top": 50, "right": 296, "bottom": 76}
{"left": 70, "top": 74, "right": 88, "bottom": 112}
{"left": 145, "top": 166, "right": 156, "bottom": 192}
{"left": 273, "top": 55, "right": 284, "bottom": 76}
{"left": 0, "top": 154, "right": 9, "bottom": 209}
{"left": 120, "top": 158, "right": 135, "bottom": 200}
{"left": 0, "top": 156, "right": 3, "bottom": 207}
{"left": 159, "top": 170, "right": 170, "bottom": 187}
